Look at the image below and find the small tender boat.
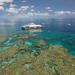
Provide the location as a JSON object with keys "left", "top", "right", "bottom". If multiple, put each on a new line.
{"left": 67, "top": 24, "right": 72, "bottom": 26}
{"left": 21, "top": 23, "right": 43, "bottom": 30}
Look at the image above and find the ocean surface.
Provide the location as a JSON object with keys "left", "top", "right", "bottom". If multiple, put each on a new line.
{"left": 0, "top": 19, "right": 75, "bottom": 55}
{"left": 0, "top": 19, "right": 75, "bottom": 75}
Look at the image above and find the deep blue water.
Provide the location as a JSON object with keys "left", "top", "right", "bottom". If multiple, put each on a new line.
{"left": 0, "top": 19, "right": 75, "bottom": 56}
{"left": 0, "top": 18, "right": 75, "bottom": 33}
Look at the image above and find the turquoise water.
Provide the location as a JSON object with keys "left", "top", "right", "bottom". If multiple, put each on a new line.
{"left": 0, "top": 28, "right": 75, "bottom": 56}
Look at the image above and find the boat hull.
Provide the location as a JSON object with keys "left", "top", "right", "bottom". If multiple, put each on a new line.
{"left": 21, "top": 26, "right": 43, "bottom": 30}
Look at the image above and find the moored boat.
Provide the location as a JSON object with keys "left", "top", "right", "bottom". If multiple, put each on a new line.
{"left": 21, "top": 23, "right": 43, "bottom": 30}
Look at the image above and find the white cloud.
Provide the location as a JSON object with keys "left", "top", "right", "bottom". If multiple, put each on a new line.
{"left": 30, "top": 9, "right": 35, "bottom": 12}
{"left": 19, "top": 6, "right": 29, "bottom": 11}
{"left": 6, "top": 7, "right": 18, "bottom": 13}
{"left": 0, "top": 0, "right": 13, "bottom": 5}
{"left": 10, "top": 4, "right": 16, "bottom": 7}
{"left": 24, "top": 12, "right": 49, "bottom": 16}
{"left": 72, "top": 12, "right": 75, "bottom": 14}
{"left": 34, "top": 12, "right": 49, "bottom": 16}
{"left": 11, "top": 12, "right": 49, "bottom": 19}
{"left": 0, "top": 6, "right": 4, "bottom": 10}
{"left": 31, "top": 5, "right": 35, "bottom": 8}
{"left": 54, "top": 11, "right": 71, "bottom": 15}
{"left": 45, "top": 6, "right": 53, "bottom": 12}
{"left": 9, "top": 12, "right": 49, "bottom": 21}
{"left": 72, "top": 11, "right": 75, "bottom": 14}
{"left": 6, "top": 5, "right": 29, "bottom": 14}
{"left": 54, "top": 11, "right": 65, "bottom": 15}
{"left": 46, "top": 7, "right": 51, "bottom": 10}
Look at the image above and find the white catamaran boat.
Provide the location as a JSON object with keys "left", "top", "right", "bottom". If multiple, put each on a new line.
{"left": 21, "top": 23, "right": 43, "bottom": 30}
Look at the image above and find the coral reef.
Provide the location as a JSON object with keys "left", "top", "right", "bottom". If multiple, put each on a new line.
{"left": 0, "top": 30, "right": 75, "bottom": 75}
{"left": 0, "top": 44, "right": 75, "bottom": 75}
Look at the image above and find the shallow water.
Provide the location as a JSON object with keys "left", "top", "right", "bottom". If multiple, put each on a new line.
{"left": 0, "top": 19, "right": 75, "bottom": 75}
{"left": 0, "top": 28, "right": 75, "bottom": 55}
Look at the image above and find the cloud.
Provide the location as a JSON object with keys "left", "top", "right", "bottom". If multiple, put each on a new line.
{"left": 5, "top": 3, "right": 17, "bottom": 14}
{"left": 6, "top": 7, "right": 18, "bottom": 13}
{"left": 30, "top": 9, "right": 35, "bottom": 12}
{"left": 6, "top": 5, "right": 29, "bottom": 14}
{"left": 10, "top": 4, "right": 16, "bottom": 8}
{"left": 72, "top": 12, "right": 75, "bottom": 14}
{"left": 0, "top": 6, "right": 4, "bottom": 10}
{"left": 9, "top": 12, "right": 50, "bottom": 20}
{"left": 8, "top": 12, "right": 49, "bottom": 21}
{"left": 0, "top": 0, "right": 13, "bottom": 5}
{"left": 46, "top": 7, "right": 51, "bottom": 10}
{"left": 19, "top": 6, "right": 29, "bottom": 11}
{"left": 54, "top": 11, "right": 71, "bottom": 15}
{"left": 72, "top": 11, "right": 75, "bottom": 14}
{"left": 21, "top": 12, "right": 49, "bottom": 16}
{"left": 34, "top": 12, "right": 49, "bottom": 16}
{"left": 31, "top": 5, "right": 35, "bottom": 8}
{"left": 45, "top": 6, "right": 53, "bottom": 12}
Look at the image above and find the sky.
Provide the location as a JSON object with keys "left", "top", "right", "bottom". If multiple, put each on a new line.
{"left": 0, "top": 0, "right": 75, "bottom": 25}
